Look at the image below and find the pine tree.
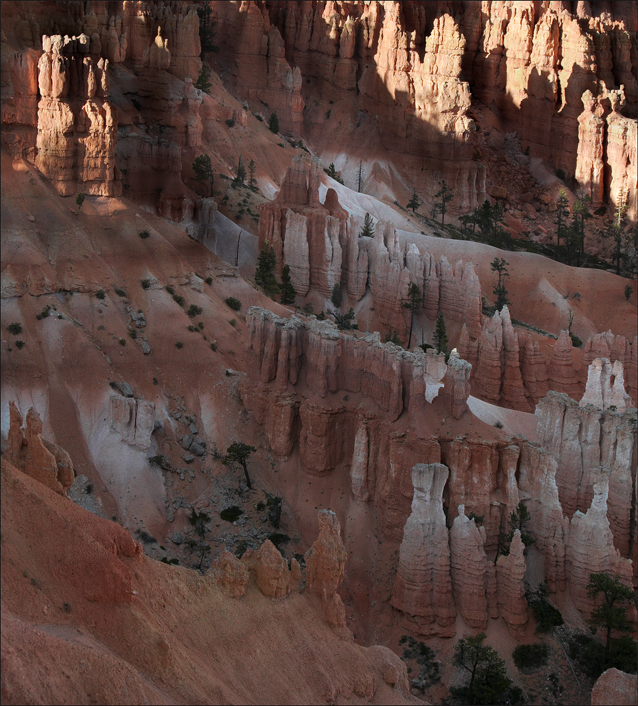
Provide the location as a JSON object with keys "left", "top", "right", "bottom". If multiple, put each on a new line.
{"left": 194, "top": 65, "right": 212, "bottom": 93}
{"left": 357, "top": 160, "right": 364, "bottom": 192}
{"left": 233, "top": 156, "right": 246, "bottom": 187}
{"left": 432, "top": 180, "right": 454, "bottom": 225}
{"left": 572, "top": 194, "right": 592, "bottom": 266}
{"left": 624, "top": 284, "right": 633, "bottom": 301}
{"left": 452, "top": 633, "right": 514, "bottom": 705}
{"left": 330, "top": 282, "right": 342, "bottom": 308}
{"left": 402, "top": 282, "right": 423, "bottom": 349}
{"left": 248, "top": 159, "right": 257, "bottom": 192}
{"left": 255, "top": 241, "right": 280, "bottom": 299}
{"left": 221, "top": 442, "right": 256, "bottom": 489}
{"left": 490, "top": 257, "right": 510, "bottom": 310}
{"left": 75, "top": 193, "right": 85, "bottom": 212}
{"left": 193, "top": 154, "right": 214, "bottom": 195}
{"left": 555, "top": 188, "right": 570, "bottom": 251}
{"left": 268, "top": 111, "right": 279, "bottom": 134}
{"left": 384, "top": 330, "right": 403, "bottom": 346}
{"left": 325, "top": 163, "right": 344, "bottom": 184}
{"left": 279, "top": 265, "right": 297, "bottom": 305}
{"left": 587, "top": 573, "right": 636, "bottom": 653}
{"left": 407, "top": 189, "right": 421, "bottom": 213}
{"left": 359, "top": 213, "right": 374, "bottom": 238}
{"left": 433, "top": 313, "right": 448, "bottom": 355}
{"left": 197, "top": 0, "right": 217, "bottom": 55}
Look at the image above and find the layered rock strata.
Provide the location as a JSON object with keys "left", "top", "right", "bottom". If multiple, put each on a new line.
{"left": 495, "top": 531, "right": 528, "bottom": 639}
{"left": 391, "top": 464, "right": 456, "bottom": 637}
{"left": 35, "top": 34, "right": 119, "bottom": 197}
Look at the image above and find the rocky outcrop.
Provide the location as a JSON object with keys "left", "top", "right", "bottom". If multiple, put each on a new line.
{"left": 108, "top": 394, "right": 156, "bottom": 451}
{"left": 6, "top": 402, "right": 74, "bottom": 496}
{"left": 537, "top": 389, "right": 636, "bottom": 561}
{"left": 548, "top": 330, "right": 582, "bottom": 400}
{"left": 391, "top": 464, "right": 456, "bottom": 637}
{"left": 35, "top": 34, "right": 119, "bottom": 197}
{"left": 591, "top": 669, "right": 638, "bottom": 706}
{"left": 1, "top": 47, "right": 40, "bottom": 159}
{"left": 440, "top": 352, "right": 471, "bottom": 419}
{"left": 565, "top": 479, "right": 634, "bottom": 618}
{"left": 246, "top": 540, "right": 296, "bottom": 599}
{"left": 350, "top": 418, "right": 370, "bottom": 503}
{"left": 580, "top": 358, "right": 632, "bottom": 411}
{"left": 449, "top": 505, "right": 489, "bottom": 629}
{"left": 495, "top": 531, "right": 528, "bottom": 639}
{"left": 209, "top": 550, "right": 250, "bottom": 599}
{"left": 305, "top": 510, "right": 348, "bottom": 627}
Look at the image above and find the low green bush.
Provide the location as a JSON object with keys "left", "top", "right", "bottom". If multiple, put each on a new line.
{"left": 7, "top": 323, "right": 22, "bottom": 335}
{"left": 95, "top": 290, "right": 105, "bottom": 300}
{"left": 187, "top": 304, "right": 203, "bottom": 318}
{"left": 139, "top": 229, "right": 151, "bottom": 239}
{"left": 513, "top": 643, "right": 548, "bottom": 670}
{"left": 175, "top": 341, "right": 183, "bottom": 349}
{"left": 225, "top": 297, "right": 241, "bottom": 311}
{"left": 140, "top": 279, "right": 151, "bottom": 289}
{"left": 220, "top": 506, "right": 243, "bottom": 522}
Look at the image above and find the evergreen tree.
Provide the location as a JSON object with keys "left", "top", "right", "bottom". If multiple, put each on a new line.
{"left": 625, "top": 284, "right": 633, "bottom": 301}
{"left": 330, "top": 282, "right": 342, "bottom": 308}
{"left": 197, "top": 0, "right": 217, "bottom": 54}
{"left": 194, "top": 65, "right": 212, "bottom": 93}
{"left": 452, "top": 633, "right": 515, "bottom": 705}
{"left": 402, "top": 282, "right": 423, "bottom": 349}
{"left": 325, "top": 163, "right": 344, "bottom": 184}
{"left": 222, "top": 442, "right": 256, "bottom": 490}
{"left": 279, "top": 265, "right": 297, "bottom": 305}
{"left": 490, "top": 257, "right": 511, "bottom": 310}
{"left": 268, "top": 111, "right": 279, "bottom": 134}
{"left": 407, "top": 189, "right": 421, "bottom": 213}
{"left": 572, "top": 194, "right": 592, "bottom": 266}
{"left": 357, "top": 160, "right": 364, "bottom": 192}
{"left": 587, "top": 573, "right": 636, "bottom": 653}
{"left": 432, "top": 180, "right": 454, "bottom": 225}
{"left": 384, "top": 330, "right": 403, "bottom": 346}
{"left": 75, "top": 193, "right": 85, "bottom": 212}
{"left": 233, "top": 155, "right": 246, "bottom": 187}
{"left": 192, "top": 154, "right": 214, "bottom": 195}
{"left": 555, "top": 188, "right": 570, "bottom": 250}
{"left": 609, "top": 193, "right": 629, "bottom": 275}
{"left": 255, "top": 240, "right": 280, "bottom": 299}
{"left": 433, "top": 313, "right": 448, "bottom": 355}
{"left": 499, "top": 501, "right": 535, "bottom": 557}
{"left": 248, "top": 159, "right": 257, "bottom": 192}
{"left": 359, "top": 212, "right": 375, "bottom": 238}
{"left": 331, "top": 307, "right": 357, "bottom": 330}
{"left": 471, "top": 200, "right": 510, "bottom": 248}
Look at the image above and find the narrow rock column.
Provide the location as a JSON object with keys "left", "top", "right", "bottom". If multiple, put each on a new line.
{"left": 496, "top": 530, "right": 528, "bottom": 639}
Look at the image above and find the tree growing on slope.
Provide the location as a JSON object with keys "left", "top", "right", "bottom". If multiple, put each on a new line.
{"left": 490, "top": 257, "right": 511, "bottom": 311}
{"left": 433, "top": 313, "right": 448, "bottom": 355}
{"left": 359, "top": 212, "right": 375, "bottom": 238}
{"left": 222, "top": 442, "right": 256, "bottom": 490}
{"left": 193, "top": 154, "right": 214, "bottom": 195}
{"left": 402, "top": 282, "right": 423, "bottom": 349}
{"left": 407, "top": 189, "right": 421, "bottom": 214}
{"left": 254, "top": 241, "right": 280, "bottom": 299}
{"left": 279, "top": 265, "right": 297, "bottom": 305}
{"left": 432, "top": 180, "right": 454, "bottom": 225}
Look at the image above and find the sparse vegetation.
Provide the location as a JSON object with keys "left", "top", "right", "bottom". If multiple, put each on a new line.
{"left": 331, "top": 307, "right": 358, "bottom": 330}
{"left": 36, "top": 305, "right": 51, "bottom": 320}
{"left": 193, "top": 153, "right": 215, "bottom": 195}
{"left": 526, "top": 582, "right": 564, "bottom": 633}
{"left": 75, "top": 193, "right": 85, "bottom": 211}
{"left": 325, "top": 163, "right": 343, "bottom": 184}
{"left": 268, "top": 111, "right": 279, "bottom": 134}
{"left": 173, "top": 294, "right": 185, "bottom": 306}
{"left": 175, "top": 341, "right": 183, "bottom": 349}
{"left": 114, "top": 287, "right": 127, "bottom": 297}
{"left": 7, "top": 323, "right": 22, "bottom": 335}
{"left": 219, "top": 506, "right": 244, "bottom": 523}
{"left": 490, "top": 257, "right": 511, "bottom": 311}
{"left": 268, "top": 532, "right": 290, "bottom": 549}
{"left": 433, "top": 313, "right": 448, "bottom": 355}
{"left": 279, "top": 265, "right": 297, "bottom": 305}
{"left": 225, "top": 118, "right": 235, "bottom": 128}
{"left": 499, "top": 501, "right": 535, "bottom": 556}
{"left": 385, "top": 330, "right": 403, "bottom": 346}
{"left": 119, "top": 338, "right": 126, "bottom": 346}
{"left": 399, "top": 635, "right": 441, "bottom": 693}
{"left": 493, "top": 420, "right": 504, "bottom": 429}
{"left": 229, "top": 318, "right": 237, "bottom": 327}
{"left": 225, "top": 297, "right": 241, "bottom": 311}
{"left": 407, "top": 189, "right": 421, "bottom": 213}
{"left": 512, "top": 643, "right": 548, "bottom": 670}
{"left": 432, "top": 180, "right": 454, "bottom": 225}
{"left": 95, "top": 290, "right": 106, "bottom": 300}
{"left": 330, "top": 282, "right": 342, "bottom": 308}
{"left": 205, "top": 276, "right": 213, "bottom": 285}
{"left": 402, "top": 282, "right": 423, "bottom": 349}
{"left": 255, "top": 240, "right": 280, "bottom": 299}
{"left": 140, "top": 279, "right": 151, "bottom": 289}
{"left": 210, "top": 342, "right": 217, "bottom": 351}
{"left": 359, "top": 212, "right": 375, "bottom": 238}
{"left": 222, "top": 442, "right": 256, "bottom": 489}
{"left": 624, "top": 284, "right": 633, "bottom": 301}
{"left": 139, "top": 229, "right": 151, "bottom": 239}
{"left": 187, "top": 304, "right": 203, "bottom": 318}
{"left": 15, "top": 340, "right": 26, "bottom": 350}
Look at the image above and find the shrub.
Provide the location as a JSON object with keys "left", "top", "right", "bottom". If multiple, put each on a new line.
{"left": 119, "top": 338, "right": 126, "bottom": 346}
{"left": 210, "top": 342, "right": 217, "bottom": 351}
{"left": 330, "top": 283, "right": 342, "bottom": 308}
{"left": 225, "top": 118, "right": 235, "bottom": 128}
{"left": 568, "top": 633, "right": 638, "bottom": 680}
{"left": 165, "top": 285, "right": 175, "bottom": 295}
{"left": 229, "top": 318, "right": 237, "bottom": 327}
{"left": 75, "top": 193, "right": 85, "bottom": 211}
{"left": 513, "top": 643, "right": 549, "bottom": 670}
{"left": 234, "top": 540, "right": 249, "bottom": 558}
{"left": 7, "top": 323, "right": 22, "bottom": 335}
{"left": 36, "top": 305, "right": 51, "bottom": 320}
{"left": 526, "top": 582, "right": 564, "bottom": 632}
{"left": 269, "top": 111, "right": 279, "bottom": 133}
{"left": 556, "top": 168, "right": 566, "bottom": 181}
{"left": 95, "top": 290, "right": 105, "bottom": 300}
{"left": 225, "top": 296, "right": 241, "bottom": 311}
{"left": 220, "top": 506, "right": 243, "bottom": 522}
{"left": 85, "top": 482, "right": 93, "bottom": 494}
{"left": 140, "top": 279, "right": 151, "bottom": 289}
{"left": 187, "top": 304, "right": 203, "bottom": 318}
{"left": 569, "top": 332, "right": 582, "bottom": 347}
{"left": 198, "top": 322, "right": 204, "bottom": 330}
{"left": 173, "top": 294, "right": 185, "bottom": 306}
{"left": 161, "top": 557, "right": 179, "bottom": 565}
{"left": 188, "top": 325, "right": 197, "bottom": 332}
{"left": 138, "top": 530, "right": 157, "bottom": 544}
{"left": 63, "top": 602, "right": 72, "bottom": 613}
{"left": 205, "top": 276, "right": 213, "bottom": 285}
{"left": 268, "top": 532, "right": 290, "bottom": 549}
{"left": 139, "top": 229, "right": 151, "bottom": 239}
{"left": 148, "top": 455, "right": 170, "bottom": 469}
{"left": 494, "top": 420, "right": 504, "bottom": 429}
{"left": 129, "top": 330, "right": 137, "bottom": 339}
{"left": 175, "top": 341, "right": 183, "bottom": 349}
{"left": 399, "top": 635, "right": 441, "bottom": 693}
{"left": 114, "top": 287, "right": 127, "bottom": 297}
{"left": 15, "top": 340, "right": 26, "bottom": 349}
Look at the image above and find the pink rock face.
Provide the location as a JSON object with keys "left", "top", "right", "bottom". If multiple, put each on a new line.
{"left": 496, "top": 531, "right": 528, "bottom": 639}
{"left": 580, "top": 358, "right": 632, "bottom": 412}
{"left": 591, "top": 669, "right": 638, "bottom": 706}
{"left": 1, "top": 48, "right": 41, "bottom": 159}
{"left": 35, "top": 35, "right": 119, "bottom": 197}
{"left": 252, "top": 540, "right": 294, "bottom": 599}
{"left": 391, "top": 464, "right": 456, "bottom": 637}
{"left": 7, "top": 402, "right": 74, "bottom": 496}
{"left": 474, "top": 310, "right": 504, "bottom": 405}
{"left": 548, "top": 330, "right": 581, "bottom": 400}
{"left": 350, "top": 418, "right": 370, "bottom": 503}
{"left": 449, "top": 505, "right": 489, "bottom": 629}
{"left": 305, "top": 510, "right": 348, "bottom": 627}
{"left": 210, "top": 550, "right": 250, "bottom": 599}
{"left": 440, "top": 353, "right": 471, "bottom": 419}
{"left": 566, "top": 480, "right": 634, "bottom": 619}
